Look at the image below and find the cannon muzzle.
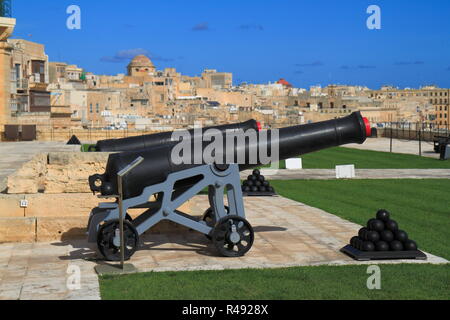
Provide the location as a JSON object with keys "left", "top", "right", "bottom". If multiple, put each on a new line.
{"left": 90, "top": 112, "right": 371, "bottom": 199}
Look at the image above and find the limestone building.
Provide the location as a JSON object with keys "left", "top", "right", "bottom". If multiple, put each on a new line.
{"left": 127, "top": 55, "right": 155, "bottom": 77}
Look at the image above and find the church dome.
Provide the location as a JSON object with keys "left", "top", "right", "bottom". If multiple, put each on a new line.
{"left": 128, "top": 55, "right": 154, "bottom": 68}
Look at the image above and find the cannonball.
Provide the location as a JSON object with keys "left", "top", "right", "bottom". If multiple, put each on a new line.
{"left": 394, "top": 230, "right": 408, "bottom": 242}
{"left": 376, "top": 209, "right": 390, "bottom": 222}
{"left": 258, "top": 175, "right": 265, "bottom": 182}
{"left": 253, "top": 169, "right": 261, "bottom": 176}
{"left": 268, "top": 187, "right": 275, "bottom": 193}
{"left": 263, "top": 181, "right": 270, "bottom": 187}
{"left": 243, "top": 180, "right": 249, "bottom": 187}
{"left": 355, "top": 238, "right": 363, "bottom": 250}
{"left": 375, "top": 241, "right": 389, "bottom": 251}
{"left": 247, "top": 180, "right": 254, "bottom": 187}
{"left": 251, "top": 186, "right": 258, "bottom": 192}
{"left": 390, "top": 240, "right": 404, "bottom": 251}
{"left": 368, "top": 219, "right": 385, "bottom": 232}
{"left": 367, "top": 218, "right": 376, "bottom": 229}
{"left": 259, "top": 186, "right": 267, "bottom": 192}
{"left": 385, "top": 219, "right": 399, "bottom": 232}
{"left": 362, "top": 241, "right": 375, "bottom": 252}
{"left": 255, "top": 181, "right": 262, "bottom": 187}
{"left": 403, "top": 240, "right": 418, "bottom": 251}
{"left": 248, "top": 175, "right": 257, "bottom": 181}
{"left": 358, "top": 227, "right": 368, "bottom": 239}
{"left": 243, "top": 186, "right": 251, "bottom": 192}
{"left": 380, "top": 230, "right": 394, "bottom": 243}
{"left": 366, "top": 230, "right": 380, "bottom": 242}
{"left": 350, "top": 236, "right": 359, "bottom": 247}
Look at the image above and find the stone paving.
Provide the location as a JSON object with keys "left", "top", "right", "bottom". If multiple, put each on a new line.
{"left": 346, "top": 138, "right": 439, "bottom": 159}
{"left": 244, "top": 169, "right": 450, "bottom": 180}
{"left": 0, "top": 195, "right": 447, "bottom": 300}
{"left": 0, "top": 142, "right": 79, "bottom": 192}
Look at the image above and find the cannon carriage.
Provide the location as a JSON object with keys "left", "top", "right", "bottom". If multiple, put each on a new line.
{"left": 87, "top": 113, "right": 371, "bottom": 261}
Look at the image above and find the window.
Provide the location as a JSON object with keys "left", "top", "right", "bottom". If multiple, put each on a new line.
{"left": 89, "top": 104, "right": 93, "bottom": 113}
{"left": 96, "top": 103, "right": 99, "bottom": 113}
{"left": 14, "top": 64, "right": 20, "bottom": 81}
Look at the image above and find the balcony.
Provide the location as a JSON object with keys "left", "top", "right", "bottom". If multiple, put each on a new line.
{"left": 16, "top": 78, "right": 29, "bottom": 90}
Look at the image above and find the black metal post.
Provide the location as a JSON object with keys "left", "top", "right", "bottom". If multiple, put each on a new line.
{"left": 418, "top": 124, "right": 422, "bottom": 157}
{"left": 390, "top": 122, "right": 393, "bottom": 153}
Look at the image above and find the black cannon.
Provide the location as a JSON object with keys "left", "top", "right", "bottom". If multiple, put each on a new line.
{"left": 87, "top": 112, "right": 371, "bottom": 260}
{"left": 93, "top": 120, "right": 260, "bottom": 152}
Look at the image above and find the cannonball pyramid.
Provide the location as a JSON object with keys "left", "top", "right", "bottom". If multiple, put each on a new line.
{"left": 242, "top": 169, "right": 276, "bottom": 196}
{"left": 341, "top": 209, "right": 427, "bottom": 261}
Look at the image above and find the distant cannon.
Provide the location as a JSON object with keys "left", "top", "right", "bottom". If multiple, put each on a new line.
{"left": 87, "top": 112, "right": 371, "bottom": 260}
{"left": 93, "top": 120, "right": 260, "bottom": 152}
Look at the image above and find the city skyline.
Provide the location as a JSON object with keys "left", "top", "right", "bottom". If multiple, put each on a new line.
{"left": 10, "top": 0, "right": 450, "bottom": 89}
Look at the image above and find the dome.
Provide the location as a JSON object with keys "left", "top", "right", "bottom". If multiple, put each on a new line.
{"left": 128, "top": 55, "right": 154, "bottom": 68}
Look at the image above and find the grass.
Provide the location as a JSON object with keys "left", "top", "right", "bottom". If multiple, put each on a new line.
{"left": 270, "top": 147, "right": 450, "bottom": 169}
{"left": 99, "top": 179, "right": 450, "bottom": 300}
{"left": 80, "top": 144, "right": 96, "bottom": 152}
{"left": 270, "top": 179, "right": 450, "bottom": 260}
{"left": 100, "top": 264, "right": 449, "bottom": 300}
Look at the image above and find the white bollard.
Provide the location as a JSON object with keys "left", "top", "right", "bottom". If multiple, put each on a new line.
{"left": 285, "top": 158, "right": 302, "bottom": 170}
{"left": 336, "top": 165, "right": 355, "bottom": 179}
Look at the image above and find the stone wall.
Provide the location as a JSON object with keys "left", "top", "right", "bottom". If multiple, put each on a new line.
{"left": 6, "top": 152, "right": 109, "bottom": 194}
{"left": 0, "top": 151, "right": 196, "bottom": 243}
{"left": 0, "top": 193, "right": 195, "bottom": 243}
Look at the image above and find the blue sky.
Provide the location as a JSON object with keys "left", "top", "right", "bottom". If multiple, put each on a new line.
{"left": 11, "top": 0, "right": 450, "bottom": 89}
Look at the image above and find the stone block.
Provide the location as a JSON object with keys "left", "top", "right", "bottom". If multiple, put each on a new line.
{"left": 0, "top": 217, "right": 36, "bottom": 243}
{"left": 336, "top": 164, "right": 356, "bottom": 179}
{"left": 36, "top": 217, "right": 87, "bottom": 242}
{"left": 285, "top": 158, "right": 303, "bottom": 170}
{"left": 25, "top": 194, "right": 114, "bottom": 217}
{"left": 6, "top": 153, "right": 47, "bottom": 194}
{"left": 0, "top": 194, "right": 26, "bottom": 217}
{"left": 7, "top": 152, "right": 109, "bottom": 194}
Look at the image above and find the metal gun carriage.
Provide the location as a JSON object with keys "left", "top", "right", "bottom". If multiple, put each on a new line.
{"left": 87, "top": 112, "right": 371, "bottom": 261}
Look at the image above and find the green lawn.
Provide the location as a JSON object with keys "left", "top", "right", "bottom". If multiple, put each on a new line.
{"left": 271, "top": 147, "right": 450, "bottom": 169}
{"left": 100, "top": 264, "right": 449, "bottom": 300}
{"left": 99, "top": 179, "right": 450, "bottom": 300}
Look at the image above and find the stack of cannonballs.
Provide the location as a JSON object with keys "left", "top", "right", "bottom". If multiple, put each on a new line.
{"left": 242, "top": 169, "right": 276, "bottom": 195}
{"left": 350, "top": 209, "right": 419, "bottom": 252}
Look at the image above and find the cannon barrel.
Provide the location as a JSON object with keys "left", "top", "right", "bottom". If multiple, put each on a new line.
{"left": 90, "top": 112, "right": 371, "bottom": 199}
{"left": 95, "top": 119, "right": 260, "bottom": 152}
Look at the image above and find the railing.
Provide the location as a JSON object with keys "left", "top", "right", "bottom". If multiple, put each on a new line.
{"left": 16, "top": 78, "right": 28, "bottom": 90}
{"left": 378, "top": 122, "right": 449, "bottom": 142}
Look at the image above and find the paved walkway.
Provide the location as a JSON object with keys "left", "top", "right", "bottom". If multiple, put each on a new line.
{"left": 0, "top": 195, "right": 446, "bottom": 300}
{"left": 246, "top": 169, "right": 450, "bottom": 180}
{"left": 0, "top": 142, "right": 79, "bottom": 192}
{"left": 346, "top": 138, "right": 439, "bottom": 159}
